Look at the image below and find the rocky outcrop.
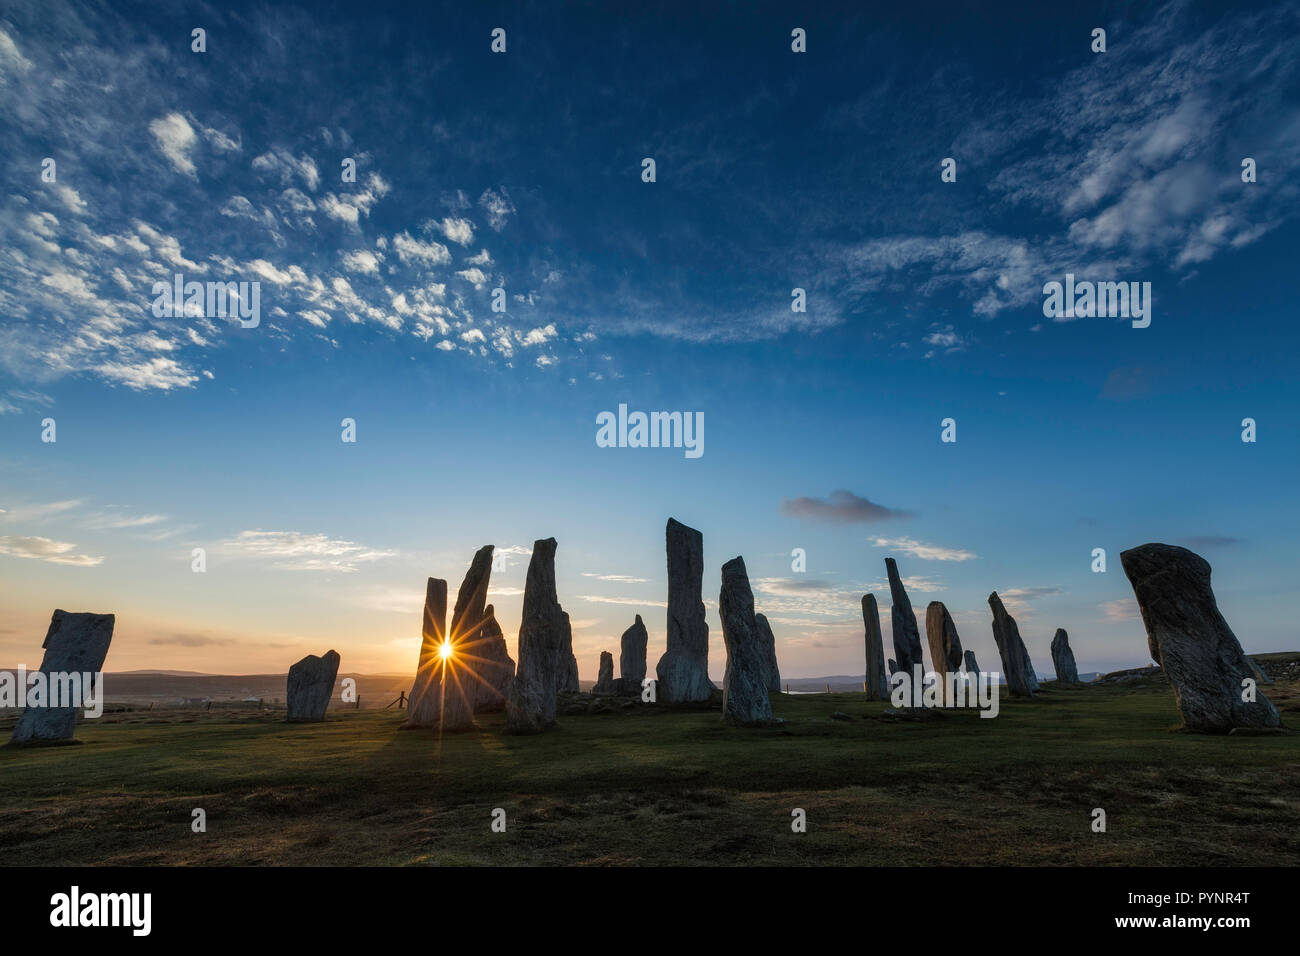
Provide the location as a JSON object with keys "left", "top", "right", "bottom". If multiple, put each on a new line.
{"left": 755, "top": 613, "right": 782, "bottom": 694}
{"left": 655, "top": 518, "right": 713, "bottom": 702}
{"left": 1121, "top": 543, "right": 1279, "bottom": 733}
{"left": 717, "top": 557, "right": 774, "bottom": 726}
{"left": 925, "top": 601, "right": 964, "bottom": 702}
{"left": 286, "top": 649, "right": 341, "bottom": 722}
{"left": 9, "top": 610, "right": 115, "bottom": 745}
{"left": 593, "top": 651, "right": 616, "bottom": 694}
{"left": 885, "top": 558, "right": 924, "bottom": 677}
{"left": 988, "top": 592, "right": 1034, "bottom": 698}
{"left": 1051, "top": 628, "right": 1079, "bottom": 684}
{"left": 863, "top": 595, "right": 888, "bottom": 700}
{"left": 506, "top": 538, "right": 569, "bottom": 734}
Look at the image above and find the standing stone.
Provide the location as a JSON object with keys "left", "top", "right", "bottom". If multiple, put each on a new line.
{"left": 888, "top": 658, "right": 899, "bottom": 676}
{"left": 655, "top": 518, "right": 713, "bottom": 702}
{"left": 286, "top": 649, "right": 341, "bottom": 722}
{"left": 755, "top": 614, "right": 782, "bottom": 694}
{"left": 472, "top": 605, "right": 515, "bottom": 713}
{"left": 406, "top": 578, "right": 450, "bottom": 727}
{"left": 964, "top": 649, "right": 980, "bottom": 677}
{"left": 450, "top": 545, "right": 493, "bottom": 648}
{"left": 1051, "top": 628, "right": 1079, "bottom": 684}
{"left": 885, "top": 558, "right": 924, "bottom": 677}
{"left": 593, "top": 651, "right": 616, "bottom": 694}
{"left": 506, "top": 538, "right": 569, "bottom": 734}
{"left": 988, "top": 592, "right": 1034, "bottom": 698}
{"left": 925, "top": 601, "right": 964, "bottom": 703}
{"left": 862, "top": 594, "right": 888, "bottom": 700}
{"left": 1021, "top": 641, "right": 1040, "bottom": 692}
{"left": 1121, "top": 543, "right": 1280, "bottom": 733}
{"left": 9, "top": 610, "right": 115, "bottom": 745}
{"left": 620, "top": 614, "right": 648, "bottom": 688}
{"left": 560, "top": 636, "right": 580, "bottom": 694}
{"left": 717, "top": 556, "right": 774, "bottom": 726}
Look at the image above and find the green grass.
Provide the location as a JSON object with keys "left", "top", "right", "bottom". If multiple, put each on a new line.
{"left": 2, "top": 679, "right": 1298, "bottom": 866}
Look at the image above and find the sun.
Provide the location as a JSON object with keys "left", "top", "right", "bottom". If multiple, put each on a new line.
{"left": 439, "top": 639, "right": 454, "bottom": 661}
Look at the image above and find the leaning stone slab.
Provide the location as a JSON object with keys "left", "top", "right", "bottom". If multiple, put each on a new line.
{"left": 925, "top": 601, "right": 964, "bottom": 703}
{"left": 1121, "top": 543, "right": 1280, "bottom": 733}
{"left": 9, "top": 610, "right": 115, "bottom": 746}
{"left": 287, "top": 649, "right": 341, "bottom": 722}
{"left": 755, "top": 613, "right": 782, "bottom": 694}
{"left": 885, "top": 558, "right": 924, "bottom": 676}
{"left": 472, "top": 605, "right": 515, "bottom": 713}
{"left": 988, "top": 592, "right": 1033, "bottom": 698}
{"left": 718, "top": 557, "right": 775, "bottom": 726}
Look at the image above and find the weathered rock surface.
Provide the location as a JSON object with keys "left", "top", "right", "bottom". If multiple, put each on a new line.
{"left": 287, "top": 649, "right": 341, "bottom": 722}
{"left": 405, "top": 578, "right": 451, "bottom": 728}
{"left": 717, "top": 556, "right": 774, "bottom": 726}
{"left": 1021, "top": 641, "right": 1040, "bottom": 692}
{"left": 560, "top": 641, "right": 580, "bottom": 693}
{"left": 620, "top": 614, "right": 648, "bottom": 686}
{"left": 888, "top": 658, "right": 899, "bottom": 676}
{"left": 1051, "top": 628, "right": 1079, "bottom": 684}
{"left": 506, "top": 538, "right": 569, "bottom": 734}
{"left": 472, "top": 605, "right": 514, "bottom": 713}
{"left": 862, "top": 594, "right": 888, "bottom": 700}
{"left": 925, "top": 601, "right": 964, "bottom": 703}
{"left": 593, "top": 651, "right": 616, "bottom": 694}
{"left": 9, "top": 610, "right": 115, "bottom": 745}
{"left": 1121, "top": 543, "right": 1280, "bottom": 733}
{"left": 885, "top": 558, "right": 924, "bottom": 676}
{"left": 755, "top": 613, "right": 782, "bottom": 694}
{"left": 964, "top": 649, "right": 980, "bottom": 677}
{"left": 988, "top": 592, "right": 1034, "bottom": 698}
{"left": 655, "top": 518, "right": 714, "bottom": 702}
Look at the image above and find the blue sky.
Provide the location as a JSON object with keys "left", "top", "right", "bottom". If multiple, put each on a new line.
{"left": 1, "top": 0, "right": 1297, "bottom": 679}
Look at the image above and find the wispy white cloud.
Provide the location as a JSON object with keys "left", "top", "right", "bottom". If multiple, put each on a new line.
{"left": 871, "top": 536, "right": 976, "bottom": 562}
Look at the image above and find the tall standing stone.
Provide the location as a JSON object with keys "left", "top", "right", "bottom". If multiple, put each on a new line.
{"left": 862, "top": 594, "right": 888, "bottom": 700}
{"left": 1121, "top": 543, "right": 1279, "bottom": 733}
{"left": 925, "top": 601, "right": 964, "bottom": 704}
{"left": 472, "top": 605, "right": 515, "bottom": 713}
{"left": 620, "top": 614, "right": 648, "bottom": 686}
{"left": 988, "top": 592, "right": 1034, "bottom": 698}
{"left": 286, "top": 649, "right": 341, "bottom": 722}
{"left": 718, "top": 557, "right": 774, "bottom": 726}
{"left": 755, "top": 614, "right": 782, "bottom": 694}
{"left": 964, "top": 649, "right": 980, "bottom": 677}
{"left": 1051, "top": 628, "right": 1079, "bottom": 684}
{"left": 885, "top": 558, "right": 924, "bottom": 678}
{"left": 450, "top": 545, "right": 493, "bottom": 648}
{"left": 593, "top": 651, "right": 616, "bottom": 694}
{"left": 407, "top": 578, "right": 448, "bottom": 727}
{"left": 506, "top": 538, "right": 569, "bottom": 734}
{"left": 655, "top": 518, "right": 713, "bottom": 702}
{"left": 9, "top": 610, "right": 115, "bottom": 745}
{"left": 559, "top": 634, "right": 580, "bottom": 693}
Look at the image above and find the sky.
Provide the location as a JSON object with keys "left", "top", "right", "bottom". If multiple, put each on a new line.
{"left": 1, "top": 0, "right": 1297, "bottom": 682}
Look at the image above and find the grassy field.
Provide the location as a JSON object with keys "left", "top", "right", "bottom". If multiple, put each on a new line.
{"left": 2, "top": 676, "right": 1298, "bottom": 866}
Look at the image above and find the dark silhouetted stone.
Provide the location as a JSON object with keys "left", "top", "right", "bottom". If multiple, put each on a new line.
{"left": 593, "top": 651, "right": 616, "bottom": 694}
{"left": 718, "top": 556, "right": 774, "bottom": 726}
{"left": 862, "top": 594, "right": 888, "bottom": 700}
{"left": 755, "top": 613, "right": 782, "bottom": 694}
{"left": 925, "top": 601, "right": 964, "bottom": 703}
{"left": 506, "top": 538, "right": 569, "bottom": 734}
{"left": 287, "top": 649, "right": 341, "bottom": 722}
{"left": 472, "top": 605, "right": 514, "bottom": 713}
{"left": 1051, "top": 628, "right": 1079, "bottom": 684}
{"left": 655, "top": 518, "right": 713, "bottom": 702}
{"left": 9, "top": 610, "right": 115, "bottom": 745}
{"left": 988, "top": 592, "right": 1034, "bottom": 698}
{"left": 885, "top": 558, "right": 924, "bottom": 676}
{"left": 620, "top": 614, "right": 648, "bottom": 687}
{"left": 1121, "top": 543, "right": 1279, "bottom": 733}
